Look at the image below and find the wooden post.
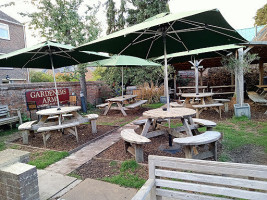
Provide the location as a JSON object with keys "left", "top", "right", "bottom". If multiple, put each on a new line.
{"left": 259, "top": 59, "right": 264, "bottom": 85}
{"left": 91, "top": 119, "right": 97, "bottom": 134}
{"left": 199, "top": 68, "right": 205, "bottom": 86}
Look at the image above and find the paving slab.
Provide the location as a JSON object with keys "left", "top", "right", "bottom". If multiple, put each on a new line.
{"left": 60, "top": 178, "right": 138, "bottom": 200}
{"left": 38, "top": 169, "right": 81, "bottom": 200}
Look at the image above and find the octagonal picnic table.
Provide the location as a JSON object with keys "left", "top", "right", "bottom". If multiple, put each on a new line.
{"left": 141, "top": 107, "right": 197, "bottom": 146}
{"left": 181, "top": 92, "right": 214, "bottom": 107}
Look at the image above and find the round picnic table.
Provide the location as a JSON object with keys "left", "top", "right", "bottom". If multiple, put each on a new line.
{"left": 181, "top": 93, "right": 214, "bottom": 107}
{"left": 141, "top": 108, "right": 196, "bottom": 146}
{"left": 36, "top": 106, "right": 81, "bottom": 125}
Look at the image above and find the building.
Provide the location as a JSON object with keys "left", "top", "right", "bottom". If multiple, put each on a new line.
{"left": 0, "top": 10, "right": 27, "bottom": 82}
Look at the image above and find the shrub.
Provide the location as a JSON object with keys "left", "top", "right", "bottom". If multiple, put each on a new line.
{"left": 139, "top": 82, "right": 164, "bottom": 104}
{"left": 30, "top": 71, "right": 54, "bottom": 82}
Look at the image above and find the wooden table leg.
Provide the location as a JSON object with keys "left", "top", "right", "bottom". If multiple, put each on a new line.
{"left": 117, "top": 102, "right": 127, "bottom": 116}
{"left": 37, "top": 115, "right": 49, "bottom": 126}
{"left": 134, "top": 144, "right": 144, "bottom": 163}
{"left": 181, "top": 117, "right": 193, "bottom": 136}
{"left": 141, "top": 118, "right": 152, "bottom": 137}
{"left": 103, "top": 102, "right": 112, "bottom": 115}
{"left": 184, "top": 146, "right": 193, "bottom": 159}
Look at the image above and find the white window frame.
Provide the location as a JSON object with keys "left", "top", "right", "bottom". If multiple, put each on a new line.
{"left": 0, "top": 23, "right": 10, "bottom": 40}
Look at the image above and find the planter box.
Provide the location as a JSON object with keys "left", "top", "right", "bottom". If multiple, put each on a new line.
{"left": 234, "top": 103, "right": 251, "bottom": 119}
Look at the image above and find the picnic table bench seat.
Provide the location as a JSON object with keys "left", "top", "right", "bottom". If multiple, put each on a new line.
{"left": 192, "top": 103, "right": 223, "bottom": 118}
{"left": 96, "top": 103, "right": 109, "bottom": 108}
{"left": 125, "top": 100, "right": 147, "bottom": 109}
{"left": 213, "top": 98, "right": 230, "bottom": 112}
{"left": 132, "top": 155, "right": 267, "bottom": 200}
{"left": 121, "top": 129, "right": 151, "bottom": 163}
{"left": 192, "top": 118, "right": 216, "bottom": 131}
{"left": 18, "top": 120, "right": 37, "bottom": 144}
{"left": 133, "top": 118, "right": 167, "bottom": 130}
{"left": 0, "top": 105, "right": 22, "bottom": 127}
{"left": 173, "top": 131, "right": 221, "bottom": 160}
{"left": 37, "top": 121, "right": 80, "bottom": 148}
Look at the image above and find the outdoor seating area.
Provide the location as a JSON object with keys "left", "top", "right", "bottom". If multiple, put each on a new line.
{"left": 0, "top": 2, "right": 267, "bottom": 200}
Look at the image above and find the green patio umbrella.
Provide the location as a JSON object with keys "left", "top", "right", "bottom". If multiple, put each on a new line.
{"left": 87, "top": 55, "right": 161, "bottom": 97}
{"left": 76, "top": 9, "right": 246, "bottom": 110}
{"left": 0, "top": 41, "right": 109, "bottom": 108}
{"left": 155, "top": 44, "right": 243, "bottom": 94}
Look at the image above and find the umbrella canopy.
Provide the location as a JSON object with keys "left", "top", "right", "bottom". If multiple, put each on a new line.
{"left": 76, "top": 9, "right": 246, "bottom": 109}
{"left": 88, "top": 55, "right": 161, "bottom": 96}
{"left": 155, "top": 44, "right": 242, "bottom": 94}
{"left": 0, "top": 41, "right": 108, "bottom": 68}
{"left": 0, "top": 41, "right": 109, "bottom": 108}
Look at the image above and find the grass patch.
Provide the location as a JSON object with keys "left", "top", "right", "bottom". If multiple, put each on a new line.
{"left": 0, "top": 128, "right": 19, "bottom": 151}
{"left": 29, "top": 151, "right": 69, "bottom": 169}
{"left": 102, "top": 160, "right": 146, "bottom": 188}
{"left": 68, "top": 172, "right": 82, "bottom": 179}
{"left": 143, "top": 103, "right": 164, "bottom": 109}
{"left": 215, "top": 119, "right": 267, "bottom": 154}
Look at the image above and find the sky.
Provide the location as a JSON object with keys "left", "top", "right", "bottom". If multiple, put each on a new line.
{"left": 0, "top": 0, "right": 266, "bottom": 47}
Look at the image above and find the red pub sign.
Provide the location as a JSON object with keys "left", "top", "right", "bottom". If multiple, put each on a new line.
{"left": 25, "top": 88, "right": 69, "bottom": 106}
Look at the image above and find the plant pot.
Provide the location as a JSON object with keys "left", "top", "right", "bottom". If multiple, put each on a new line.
{"left": 234, "top": 103, "right": 251, "bottom": 119}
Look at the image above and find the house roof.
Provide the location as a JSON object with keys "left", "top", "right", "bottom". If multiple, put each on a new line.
{"left": 0, "top": 10, "right": 22, "bottom": 25}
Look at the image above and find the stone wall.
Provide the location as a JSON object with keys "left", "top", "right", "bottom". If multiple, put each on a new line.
{"left": 0, "top": 81, "right": 112, "bottom": 116}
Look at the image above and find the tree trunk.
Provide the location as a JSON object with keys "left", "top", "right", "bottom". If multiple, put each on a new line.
{"left": 80, "top": 73, "right": 88, "bottom": 107}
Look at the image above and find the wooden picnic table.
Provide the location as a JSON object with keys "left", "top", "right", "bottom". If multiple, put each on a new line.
{"left": 181, "top": 92, "right": 214, "bottom": 107}
{"left": 177, "top": 86, "right": 207, "bottom": 95}
{"left": 104, "top": 95, "right": 137, "bottom": 116}
{"left": 141, "top": 108, "right": 196, "bottom": 146}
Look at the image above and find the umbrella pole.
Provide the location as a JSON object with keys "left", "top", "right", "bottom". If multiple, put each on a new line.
{"left": 163, "top": 34, "right": 170, "bottom": 110}
{"left": 49, "top": 54, "right": 61, "bottom": 109}
{"left": 122, "top": 67, "right": 124, "bottom": 98}
{"left": 194, "top": 61, "right": 199, "bottom": 95}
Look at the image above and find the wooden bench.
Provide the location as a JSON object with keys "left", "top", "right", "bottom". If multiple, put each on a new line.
{"left": 248, "top": 91, "right": 267, "bottom": 105}
{"left": 192, "top": 103, "right": 223, "bottom": 118}
{"left": 0, "top": 105, "right": 22, "bottom": 128}
{"left": 121, "top": 129, "right": 151, "bottom": 163}
{"left": 125, "top": 100, "right": 147, "bottom": 109}
{"left": 85, "top": 114, "right": 98, "bottom": 134}
{"left": 192, "top": 118, "right": 216, "bottom": 131}
{"left": 37, "top": 122, "right": 80, "bottom": 147}
{"left": 173, "top": 131, "right": 221, "bottom": 160}
{"left": 96, "top": 103, "right": 109, "bottom": 108}
{"left": 133, "top": 118, "right": 167, "bottom": 130}
{"left": 18, "top": 120, "right": 37, "bottom": 144}
{"left": 132, "top": 155, "right": 267, "bottom": 200}
{"left": 214, "top": 98, "right": 230, "bottom": 112}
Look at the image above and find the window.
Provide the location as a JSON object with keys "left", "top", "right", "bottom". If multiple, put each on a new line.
{"left": 0, "top": 23, "right": 10, "bottom": 40}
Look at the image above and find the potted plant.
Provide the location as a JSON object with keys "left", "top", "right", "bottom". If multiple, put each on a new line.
{"left": 222, "top": 49, "right": 259, "bottom": 119}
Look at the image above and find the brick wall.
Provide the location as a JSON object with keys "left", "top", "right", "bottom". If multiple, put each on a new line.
{"left": 0, "top": 81, "right": 112, "bottom": 115}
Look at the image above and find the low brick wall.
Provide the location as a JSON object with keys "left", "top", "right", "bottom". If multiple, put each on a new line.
{"left": 0, "top": 81, "right": 111, "bottom": 115}
{"left": 0, "top": 149, "right": 39, "bottom": 200}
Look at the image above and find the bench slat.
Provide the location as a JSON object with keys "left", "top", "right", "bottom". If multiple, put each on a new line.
{"left": 248, "top": 93, "right": 267, "bottom": 104}
{"left": 150, "top": 156, "right": 267, "bottom": 179}
{"left": 156, "top": 189, "right": 230, "bottom": 200}
{"left": 173, "top": 131, "right": 221, "bottom": 145}
{"left": 121, "top": 129, "right": 151, "bottom": 144}
{"left": 155, "top": 169, "right": 267, "bottom": 191}
{"left": 156, "top": 179, "right": 267, "bottom": 200}
{"left": 125, "top": 100, "right": 147, "bottom": 109}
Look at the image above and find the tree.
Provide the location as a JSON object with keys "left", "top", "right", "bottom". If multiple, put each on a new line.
{"left": 127, "top": 0, "right": 169, "bottom": 25}
{"left": 21, "top": 0, "right": 101, "bottom": 107}
{"left": 106, "top": 0, "right": 117, "bottom": 34}
{"left": 254, "top": 3, "right": 267, "bottom": 26}
{"left": 117, "top": 0, "right": 126, "bottom": 30}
